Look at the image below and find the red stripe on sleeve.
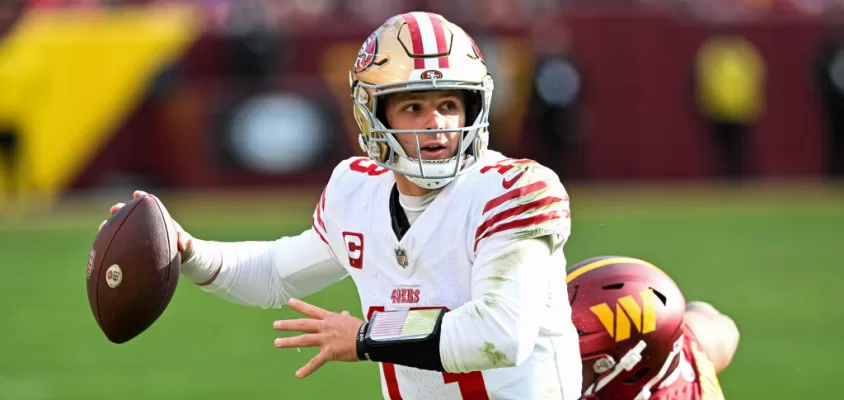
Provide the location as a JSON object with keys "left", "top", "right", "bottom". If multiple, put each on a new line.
{"left": 482, "top": 181, "right": 548, "bottom": 215}
{"left": 312, "top": 218, "right": 329, "bottom": 245}
{"left": 473, "top": 211, "right": 569, "bottom": 252}
{"left": 475, "top": 196, "right": 563, "bottom": 242}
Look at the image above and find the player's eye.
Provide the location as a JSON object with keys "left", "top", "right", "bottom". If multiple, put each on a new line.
{"left": 440, "top": 100, "right": 459, "bottom": 112}
{"left": 402, "top": 103, "right": 421, "bottom": 113}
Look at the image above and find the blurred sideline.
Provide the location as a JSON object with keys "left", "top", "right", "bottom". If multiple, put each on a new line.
{"left": 2, "top": 180, "right": 842, "bottom": 231}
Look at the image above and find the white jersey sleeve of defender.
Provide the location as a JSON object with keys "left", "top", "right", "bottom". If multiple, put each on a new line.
{"left": 197, "top": 228, "right": 347, "bottom": 308}
{"left": 439, "top": 235, "right": 561, "bottom": 372}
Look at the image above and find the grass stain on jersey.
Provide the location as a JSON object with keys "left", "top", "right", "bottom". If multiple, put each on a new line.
{"left": 543, "top": 384, "right": 561, "bottom": 400}
{"left": 513, "top": 187, "right": 548, "bottom": 205}
{"left": 480, "top": 341, "right": 509, "bottom": 367}
{"left": 471, "top": 304, "right": 485, "bottom": 320}
{"left": 514, "top": 228, "right": 549, "bottom": 242}
{"left": 515, "top": 229, "right": 567, "bottom": 252}
{"left": 488, "top": 248, "right": 523, "bottom": 290}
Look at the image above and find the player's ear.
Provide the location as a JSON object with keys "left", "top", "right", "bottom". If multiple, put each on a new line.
{"left": 684, "top": 303, "right": 740, "bottom": 373}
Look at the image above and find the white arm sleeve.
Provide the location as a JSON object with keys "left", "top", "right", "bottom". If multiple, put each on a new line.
{"left": 439, "top": 235, "right": 557, "bottom": 373}
{"left": 197, "top": 228, "right": 348, "bottom": 309}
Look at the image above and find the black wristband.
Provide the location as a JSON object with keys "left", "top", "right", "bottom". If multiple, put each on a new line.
{"left": 356, "top": 321, "right": 371, "bottom": 361}
{"left": 368, "top": 328, "right": 445, "bottom": 372}
{"left": 355, "top": 309, "right": 446, "bottom": 372}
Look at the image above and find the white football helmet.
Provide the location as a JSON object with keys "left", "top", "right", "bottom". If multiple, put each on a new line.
{"left": 349, "top": 12, "right": 494, "bottom": 189}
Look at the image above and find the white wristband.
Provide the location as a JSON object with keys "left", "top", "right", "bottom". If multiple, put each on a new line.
{"left": 180, "top": 238, "right": 223, "bottom": 284}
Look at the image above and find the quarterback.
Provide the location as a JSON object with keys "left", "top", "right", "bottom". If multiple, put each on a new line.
{"left": 103, "top": 12, "right": 581, "bottom": 400}
{"left": 566, "top": 256, "right": 740, "bottom": 400}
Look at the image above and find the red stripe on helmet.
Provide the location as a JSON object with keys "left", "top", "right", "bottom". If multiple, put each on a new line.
{"left": 426, "top": 13, "right": 450, "bottom": 68}
{"left": 402, "top": 13, "right": 426, "bottom": 70}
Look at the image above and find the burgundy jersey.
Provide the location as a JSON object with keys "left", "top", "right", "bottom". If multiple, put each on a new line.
{"left": 650, "top": 323, "right": 725, "bottom": 400}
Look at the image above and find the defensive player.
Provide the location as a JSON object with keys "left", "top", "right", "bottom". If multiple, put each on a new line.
{"left": 103, "top": 12, "right": 581, "bottom": 400}
{"left": 565, "top": 256, "right": 740, "bottom": 400}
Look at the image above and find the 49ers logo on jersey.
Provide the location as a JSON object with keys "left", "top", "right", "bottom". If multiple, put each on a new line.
{"left": 391, "top": 287, "right": 420, "bottom": 304}
{"left": 342, "top": 232, "right": 365, "bottom": 269}
{"left": 354, "top": 33, "right": 378, "bottom": 73}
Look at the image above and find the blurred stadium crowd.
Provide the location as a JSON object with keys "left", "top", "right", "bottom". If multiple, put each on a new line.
{"left": 17, "top": 0, "right": 844, "bottom": 21}
{"left": 1, "top": 0, "right": 844, "bottom": 211}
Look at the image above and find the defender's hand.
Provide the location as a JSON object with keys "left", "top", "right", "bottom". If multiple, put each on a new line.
{"left": 272, "top": 298, "right": 364, "bottom": 378}
{"left": 100, "top": 190, "right": 193, "bottom": 254}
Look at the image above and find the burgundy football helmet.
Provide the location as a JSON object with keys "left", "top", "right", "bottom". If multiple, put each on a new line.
{"left": 567, "top": 256, "right": 686, "bottom": 400}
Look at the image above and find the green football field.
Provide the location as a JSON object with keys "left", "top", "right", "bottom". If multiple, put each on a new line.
{"left": 1, "top": 183, "right": 841, "bottom": 399}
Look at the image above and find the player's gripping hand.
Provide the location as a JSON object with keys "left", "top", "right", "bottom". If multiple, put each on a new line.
{"left": 272, "top": 298, "right": 364, "bottom": 378}
{"left": 99, "top": 190, "right": 194, "bottom": 255}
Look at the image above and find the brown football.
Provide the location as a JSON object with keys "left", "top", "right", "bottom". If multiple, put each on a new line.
{"left": 86, "top": 194, "right": 180, "bottom": 343}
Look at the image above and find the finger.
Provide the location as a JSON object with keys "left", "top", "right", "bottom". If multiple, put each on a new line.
{"left": 296, "top": 352, "right": 328, "bottom": 379}
{"left": 177, "top": 233, "right": 186, "bottom": 252}
{"left": 109, "top": 203, "right": 124, "bottom": 215}
{"left": 274, "top": 334, "right": 322, "bottom": 349}
{"left": 177, "top": 233, "right": 190, "bottom": 252}
{"left": 288, "top": 298, "right": 330, "bottom": 319}
{"left": 98, "top": 220, "right": 107, "bottom": 232}
{"left": 341, "top": 310, "right": 350, "bottom": 316}
{"left": 273, "top": 318, "right": 322, "bottom": 333}
{"left": 133, "top": 190, "right": 148, "bottom": 198}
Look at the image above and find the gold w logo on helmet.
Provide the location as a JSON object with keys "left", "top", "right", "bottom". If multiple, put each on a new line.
{"left": 589, "top": 290, "right": 657, "bottom": 342}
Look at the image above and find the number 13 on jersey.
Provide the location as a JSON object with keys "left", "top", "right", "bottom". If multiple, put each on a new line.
{"left": 367, "top": 306, "right": 490, "bottom": 400}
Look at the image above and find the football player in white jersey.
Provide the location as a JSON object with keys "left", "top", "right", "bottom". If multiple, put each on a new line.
{"left": 102, "top": 12, "right": 581, "bottom": 400}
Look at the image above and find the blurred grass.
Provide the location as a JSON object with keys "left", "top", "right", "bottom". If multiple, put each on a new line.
{"left": 0, "top": 182, "right": 842, "bottom": 399}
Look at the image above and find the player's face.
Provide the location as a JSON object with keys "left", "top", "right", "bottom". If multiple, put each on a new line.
{"left": 384, "top": 90, "right": 466, "bottom": 160}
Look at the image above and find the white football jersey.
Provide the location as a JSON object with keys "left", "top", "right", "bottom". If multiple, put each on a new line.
{"left": 311, "top": 151, "right": 582, "bottom": 400}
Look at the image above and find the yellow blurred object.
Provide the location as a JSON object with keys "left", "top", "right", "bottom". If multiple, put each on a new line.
{"left": 0, "top": 5, "right": 201, "bottom": 210}
{"left": 696, "top": 35, "right": 766, "bottom": 124}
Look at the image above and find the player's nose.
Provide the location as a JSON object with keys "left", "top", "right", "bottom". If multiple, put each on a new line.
{"left": 423, "top": 110, "right": 448, "bottom": 131}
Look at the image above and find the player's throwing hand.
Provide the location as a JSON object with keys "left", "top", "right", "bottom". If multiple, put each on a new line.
{"left": 100, "top": 190, "right": 193, "bottom": 253}
{"left": 272, "top": 298, "right": 364, "bottom": 378}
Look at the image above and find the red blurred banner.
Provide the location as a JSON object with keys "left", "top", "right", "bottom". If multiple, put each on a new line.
{"left": 72, "top": 6, "right": 835, "bottom": 190}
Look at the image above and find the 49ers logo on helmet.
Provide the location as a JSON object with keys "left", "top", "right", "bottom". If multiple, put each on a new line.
{"left": 420, "top": 69, "right": 443, "bottom": 80}
{"left": 354, "top": 33, "right": 378, "bottom": 73}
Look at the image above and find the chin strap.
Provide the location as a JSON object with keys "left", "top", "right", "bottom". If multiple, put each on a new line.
{"left": 581, "top": 335, "right": 687, "bottom": 400}
{"left": 632, "top": 335, "right": 685, "bottom": 400}
{"left": 582, "top": 340, "right": 647, "bottom": 397}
